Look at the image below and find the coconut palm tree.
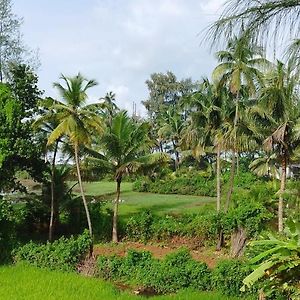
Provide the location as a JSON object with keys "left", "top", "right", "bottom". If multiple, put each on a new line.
{"left": 99, "top": 91, "right": 119, "bottom": 128}
{"left": 182, "top": 79, "right": 225, "bottom": 212}
{"left": 45, "top": 73, "right": 103, "bottom": 245}
{"left": 256, "top": 61, "right": 300, "bottom": 232}
{"left": 249, "top": 153, "right": 280, "bottom": 179}
{"left": 212, "top": 35, "right": 267, "bottom": 207}
{"left": 87, "top": 111, "right": 168, "bottom": 242}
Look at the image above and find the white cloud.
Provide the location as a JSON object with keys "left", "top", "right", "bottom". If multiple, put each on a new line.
{"left": 14, "top": 0, "right": 220, "bottom": 115}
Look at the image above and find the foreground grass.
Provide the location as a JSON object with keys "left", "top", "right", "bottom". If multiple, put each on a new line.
{"left": 0, "top": 265, "right": 247, "bottom": 300}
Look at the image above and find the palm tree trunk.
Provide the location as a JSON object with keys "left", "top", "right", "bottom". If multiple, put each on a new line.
{"left": 112, "top": 179, "right": 121, "bottom": 242}
{"left": 225, "top": 92, "right": 239, "bottom": 211}
{"left": 216, "top": 143, "right": 221, "bottom": 212}
{"left": 225, "top": 151, "right": 236, "bottom": 212}
{"left": 278, "top": 153, "right": 287, "bottom": 232}
{"left": 74, "top": 143, "right": 93, "bottom": 254}
{"left": 173, "top": 141, "right": 180, "bottom": 169}
{"left": 49, "top": 140, "right": 59, "bottom": 242}
{"left": 216, "top": 143, "right": 224, "bottom": 251}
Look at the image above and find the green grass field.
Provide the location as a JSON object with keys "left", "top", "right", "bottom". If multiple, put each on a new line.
{"left": 0, "top": 265, "right": 247, "bottom": 300}
{"left": 72, "top": 181, "right": 215, "bottom": 216}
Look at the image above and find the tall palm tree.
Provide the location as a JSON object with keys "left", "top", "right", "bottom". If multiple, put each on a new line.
{"left": 256, "top": 61, "right": 300, "bottom": 232}
{"left": 212, "top": 35, "right": 267, "bottom": 207}
{"left": 87, "top": 111, "right": 168, "bottom": 242}
{"left": 182, "top": 79, "right": 224, "bottom": 212}
{"left": 45, "top": 73, "right": 103, "bottom": 245}
{"left": 99, "top": 91, "right": 119, "bottom": 128}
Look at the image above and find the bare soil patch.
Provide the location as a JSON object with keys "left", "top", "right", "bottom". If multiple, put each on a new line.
{"left": 94, "top": 238, "right": 229, "bottom": 268}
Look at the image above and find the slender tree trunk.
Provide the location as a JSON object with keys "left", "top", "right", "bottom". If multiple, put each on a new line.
{"left": 49, "top": 140, "right": 59, "bottom": 242}
{"left": 236, "top": 153, "right": 239, "bottom": 175}
{"left": 278, "top": 153, "right": 287, "bottom": 232}
{"left": 159, "top": 141, "right": 163, "bottom": 153}
{"left": 74, "top": 144, "right": 93, "bottom": 255}
{"left": 173, "top": 141, "right": 180, "bottom": 169}
{"left": 225, "top": 92, "right": 239, "bottom": 210}
{"left": 216, "top": 143, "right": 221, "bottom": 212}
{"left": 112, "top": 179, "right": 121, "bottom": 242}
{"left": 225, "top": 151, "right": 236, "bottom": 212}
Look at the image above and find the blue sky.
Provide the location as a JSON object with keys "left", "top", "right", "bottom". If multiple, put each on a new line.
{"left": 14, "top": 0, "right": 225, "bottom": 115}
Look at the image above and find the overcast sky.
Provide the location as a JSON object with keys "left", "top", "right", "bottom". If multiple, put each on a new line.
{"left": 14, "top": 0, "right": 225, "bottom": 115}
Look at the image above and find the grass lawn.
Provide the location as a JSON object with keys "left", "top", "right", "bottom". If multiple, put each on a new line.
{"left": 72, "top": 181, "right": 133, "bottom": 196}
{"left": 72, "top": 181, "right": 215, "bottom": 216}
{"left": 0, "top": 265, "right": 247, "bottom": 300}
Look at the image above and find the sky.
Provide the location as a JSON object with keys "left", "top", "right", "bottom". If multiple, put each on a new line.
{"left": 14, "top": 0, "right": 225, "bottom": 116}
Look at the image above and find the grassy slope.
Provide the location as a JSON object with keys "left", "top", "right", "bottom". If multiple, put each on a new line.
{"left": 72, "top": 181, "right": 215, "bottom": 217}
{"left": 0, "top": 265, "right": 245, "bottom": 300}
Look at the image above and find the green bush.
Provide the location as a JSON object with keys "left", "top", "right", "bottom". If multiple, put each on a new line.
{"left": 154, "top": 249, "right": 212, "bottom": 293}
{"left": 124, "top": 201, "right": 270, "bottom": 244}
{"left": 0, "top": 198, "right": 18, "bottom": 263}
{"left": 133, "top": 170, "right": 264, "bottom": 197}
{"left": 212, "top": 260, "right": 253, "bottom": 296}
{"left": 14, "top": 230, "right": 91, "bottom": 272}
{"left": 97, "top": 248, "right": 212, "bottom": 294}
{"left": 223, "top": 201, "right": 272, "bottom": 238}
{"left": 133, "top": 172, "right": 216, "bottom": 197}
{"left": 125, "top": 210, "right": 154, "bottom": 242}
{"left": 125, "top": 211, "right": 195, "bottom": 242}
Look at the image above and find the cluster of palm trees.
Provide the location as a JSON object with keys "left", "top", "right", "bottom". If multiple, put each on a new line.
{"left": 36, "top": 32, "right": 300, "bottom": 249}
{"left": 35, "top": 74, "right": 168, "bottom": 250}
{"left": 151, "top": 35, "right": 300, "bottom": 234}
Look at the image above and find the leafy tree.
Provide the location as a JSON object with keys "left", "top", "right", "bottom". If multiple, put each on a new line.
{"left": 87, "top": 111, "right": 168, "bottom": 242}
{"left": 0, "top": 0, "right": 32, "bottom": 82}
{"left": 44, "top": 73, "right": 103, "bottom": 247}
{"left": 0, "top": 65, "right": 45, "bottom": 191}
{"left": 143, "top": 71, "right": 196, "bottom": 153}
{"left": 158, "top": 106, "right": 185, "bottom": 169}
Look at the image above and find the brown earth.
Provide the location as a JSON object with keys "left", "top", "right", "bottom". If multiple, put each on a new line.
{"left": 93, "top": 238, "right": 229, "bottom": 268}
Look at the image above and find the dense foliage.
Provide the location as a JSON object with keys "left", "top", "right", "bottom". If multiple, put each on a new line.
{"left": 98, "top": 248, "right": 212, "bottom": 294}
{"left": 14, "top": 230, "right": 91, "bottom": 272}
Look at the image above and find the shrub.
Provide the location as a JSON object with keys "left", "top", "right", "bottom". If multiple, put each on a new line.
{"left": 14, "top": 230, "right": 91, "bottom": 272}
{"left": 185, "top": 212, "right": 223, "bottom": 244}
{"left": 153, "top": 249, "right": 212, "bottom": 293}
{"left": 97, "top": 248, "right": 212, "bottom": 294}
{"left": 133, "top": 170, "right": 264, "bottom": 197}
{"left": 0, "top": 198, "right": 18, "bottom": 263}
{"left": 133, "top": 172, "right": 216, "bottom": 197}
{"left": 126, "top": 210, "right": 154, "bottom": 242}
{"left": 224, "top": 201, "right": 272, "bottom": 238}
{"left": 212, "top": 259, "right": 252, "bottom": 296}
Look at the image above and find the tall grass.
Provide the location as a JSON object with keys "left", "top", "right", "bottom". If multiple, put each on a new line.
{"left": 0, "top": 265, "right": 249, "bottom": 300}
